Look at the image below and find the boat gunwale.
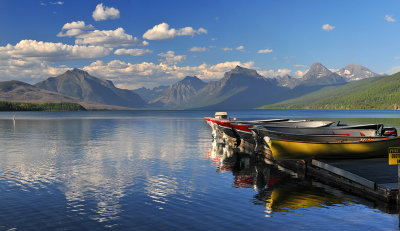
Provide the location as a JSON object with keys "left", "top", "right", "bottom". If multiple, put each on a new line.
{"left": 266, "top": 135, "right": 400, "bottom": 144}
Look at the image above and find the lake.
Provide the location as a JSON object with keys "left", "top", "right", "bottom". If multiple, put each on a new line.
{"left": 0, "top": 109, "right": 399, "bottom": 230}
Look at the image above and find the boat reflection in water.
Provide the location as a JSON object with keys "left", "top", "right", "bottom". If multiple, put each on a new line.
{"left": 257, "top": 184, "right": 351, "bottom": 217}
{"left": 206, "top": 141, "right": 353, "bottom": 216}
{"left": 206, "top": 140, "right": 274, "bottom": 191}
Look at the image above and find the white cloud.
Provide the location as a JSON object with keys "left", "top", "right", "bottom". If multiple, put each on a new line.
{"left": 188, "top": 47, "right": 207, "bottom": 52}
{"left": 57, "top": 21, "right": 94, "bottom": 37}
{"left": 386, "top": 66, "right": 400, "bottom": 74}
{"left": 41, "top": 1, "right": 63, "bottom": 6}
{"left": 197, "top": 28, "right": 207, "bottom": 34}
{"left": 158, "top": 51, "right": 186, "bottom": 65}
{"left": 259, "top": 68, "right": 292, "bottom": 77}
{"left": 0, "top": 40, "right": 112, "bottom": 82}
{"left": 257, "top": 48, "right": 273, "bottom": 54}
{"left": 221, "top": 47, "right": 232, "bottom": 51}
{"left": 49, "top": 1, "right": 63, "bottom": 5}
{"left": 75, "top": 28, "right": 147, "bottom": 47}
{"left": 236, "top": 46, "right": 245, "bottom": 51}
{"left": 143, "top": 22, "right": 207, "bottom": 40}
{"left": 61, "top": 21, "right": 94, "bottom": 30}
{"left": 294, "top": 69, "right": 308, "bottom": 78}
{"left": 385, "top": 15, "right": 396, "bottom": 22}
{"left": 258, "top": 70, "right": 274, "bottom": 77}
{"left": 276, "top": 69, "right": 291, "bottom": 76}
{"left": 0, "top": 40, "right": 112, "bottom": 83}
{"left": 0, "top": 60, "right": 71, "bottom": 82}
{"left": 114, "top": 48, "right": 152, "bottom": 56}
{"left": 322, "top": 24, "right": 335, "bottom": 31}
{"left": 57, "top": 29, "right": 84, "bottom": 37}
{"left": 205, "top": 61, "right": 255, "bottom": 75}
{"left": 294, "top": 64, "right": 307, "bottom": 68}
{"left": 0, "top": 40, "right": 112, "bottom": 62}
{"left": 92, "top": 3, "right": 120, "bottom": 21}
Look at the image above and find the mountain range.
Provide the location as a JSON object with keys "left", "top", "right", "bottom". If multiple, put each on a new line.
{"left": 149, "top": 76, "right": 207, "bottom": 107}
{"left": 0, "top": 62, "right": 385, "bottom": 110}
{"left": 181, "top": 66, "right": 289, "bottom": 109}
{"left": 0, "top": 80, "right": 136, "bottom": 110}
{"left": 35, "top": 68, "right": 146, "bottom": 108}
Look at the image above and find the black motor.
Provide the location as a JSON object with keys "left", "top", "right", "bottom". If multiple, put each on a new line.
{"left": 382, "top": 127, "right": 397, "bottom": 137}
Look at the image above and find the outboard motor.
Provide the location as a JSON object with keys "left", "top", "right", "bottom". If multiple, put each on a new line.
{"left": 382, "top": 127, "right": 397, "bottom": 137}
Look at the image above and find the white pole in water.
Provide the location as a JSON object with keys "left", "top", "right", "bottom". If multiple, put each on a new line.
{"left": 12, "top": 114, "right": 15, "bottom": 127}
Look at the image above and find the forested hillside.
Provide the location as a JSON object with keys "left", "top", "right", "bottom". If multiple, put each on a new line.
{"left": 263, "top": 73, "right": 400, "bottom": 110}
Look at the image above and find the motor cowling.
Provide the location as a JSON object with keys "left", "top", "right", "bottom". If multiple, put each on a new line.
{"left": 382, "top": 127, "right": 397, "bottom": 137}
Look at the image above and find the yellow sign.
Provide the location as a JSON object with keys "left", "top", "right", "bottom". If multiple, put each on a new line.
{"left": 389, "top": 147, "right": 400, "bottom": 165}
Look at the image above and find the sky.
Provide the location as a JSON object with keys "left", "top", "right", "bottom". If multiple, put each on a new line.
{"left": 1, "top": 0, "right": 400, "bottom": 89}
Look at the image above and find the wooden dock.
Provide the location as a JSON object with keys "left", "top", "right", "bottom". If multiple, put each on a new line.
{"left": 217, "top": 131, "right": 400, "bottom": 211}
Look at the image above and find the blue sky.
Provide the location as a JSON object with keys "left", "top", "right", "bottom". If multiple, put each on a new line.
{"left": 1, "top": 0, "right": 400, "bottom": 89}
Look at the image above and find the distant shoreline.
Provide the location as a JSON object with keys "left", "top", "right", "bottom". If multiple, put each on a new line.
{"left": 0, "top": 101, "right": 86, "bottom": 111}
{"left": 1, "top": 101, "right": 399, "bottom": 111}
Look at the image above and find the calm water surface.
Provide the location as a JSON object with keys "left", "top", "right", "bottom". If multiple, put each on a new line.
{"left": 0, "top": 109, "right": 399, "bottom": 230}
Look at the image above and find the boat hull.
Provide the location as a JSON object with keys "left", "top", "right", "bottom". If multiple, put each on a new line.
{"left": 235, "top": 129, "right": 256, "bottom": 144}
{"left": 266, "top": 136, "right": 400, "bottom": 160}
{"left": 219, "top": 125, "right": 240, "bottom": 140}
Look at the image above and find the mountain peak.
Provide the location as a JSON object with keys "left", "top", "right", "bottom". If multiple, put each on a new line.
{"left": 177, "top": 76, "right": 206, "bottom": 90}
{"left": 309, "top": 62, "right": 330, "bottom": 72}
{"left": 233, "top": 65, "right": 244, "bottom": 70}
{"left": 225, "top": 65, "right": 260, "bottom": 79}
{"left": 303, "top": 62, "right": 333, "bottom": 80}
{"left": 181, "top": 76, "right": 201, "bottom": 82}
{"left": 336, "top": 64, "right": 377, "bottom": 81}
{"left": 231, "top": 65, "right": 250, "bottom": 72}
{"left": 300, "top": 62, "right": 346, "bottom": 86}
{"left": 68, "top": 68, "right": 88, "bottom": 75}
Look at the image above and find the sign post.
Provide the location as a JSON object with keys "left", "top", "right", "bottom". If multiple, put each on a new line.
{"left": 389, "top": 147, "right": 400, "bottom": 165}
{"left": 389, "top": 147, "right": 400, "bottom": 192}
{"left": 388, "top": 147, "right": 400, "bottom": 227}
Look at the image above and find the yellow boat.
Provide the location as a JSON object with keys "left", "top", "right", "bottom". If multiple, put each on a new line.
{"left": 265, "top": 136, "right": 400, "bottom": 160}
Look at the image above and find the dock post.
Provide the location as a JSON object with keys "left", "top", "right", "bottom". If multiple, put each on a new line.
{"left": 398, "top": 164, "right": 400, "bottom": 205}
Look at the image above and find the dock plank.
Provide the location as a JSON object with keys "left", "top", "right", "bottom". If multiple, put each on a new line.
{"left": 312, "top": 160, "right": 376, "bottom": 189}
{"left": 316, "top": 158, "right": 397, "bottom": 185}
